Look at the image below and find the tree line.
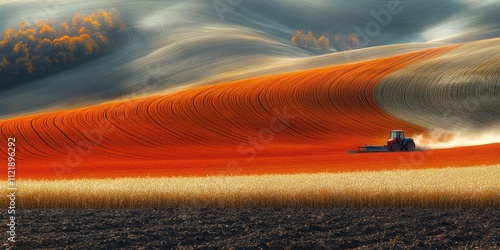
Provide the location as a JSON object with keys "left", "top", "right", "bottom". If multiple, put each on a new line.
{"left": 0, "top": 10, "right": 126, "bottom": 90}
{"left": 291, "top": 30, "right": 361, "bottom": 51}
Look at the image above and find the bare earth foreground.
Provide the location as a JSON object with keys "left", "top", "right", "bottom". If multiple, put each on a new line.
{"left": 3, "top": 208, "right": 499, "bottom": 249}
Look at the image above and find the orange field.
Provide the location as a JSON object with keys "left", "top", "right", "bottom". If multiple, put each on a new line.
{"left": 1, "top": 44, "right": 499, "bottom": 180}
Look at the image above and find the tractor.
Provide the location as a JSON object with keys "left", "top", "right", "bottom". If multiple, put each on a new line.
{"left": 357, "top": 130, "right": 416, "bottom": 152}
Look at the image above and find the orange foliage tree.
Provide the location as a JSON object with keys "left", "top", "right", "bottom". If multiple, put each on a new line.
{"left": 331, "top": 33, "right": 361, "bottom": 51}
{"left": 318, "top": 35, "right": 330, "bottom": 50}
{"left": 0, "top": 10, "right": 126, "bottom": 90}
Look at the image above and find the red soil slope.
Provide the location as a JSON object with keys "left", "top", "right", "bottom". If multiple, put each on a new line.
{"left": 2, "top": 44, "right": 498, "bottom": 180}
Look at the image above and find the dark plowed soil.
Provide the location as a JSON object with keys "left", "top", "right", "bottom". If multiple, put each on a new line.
{"left": 2, "top": 208, "right": 499, "bottom": 249}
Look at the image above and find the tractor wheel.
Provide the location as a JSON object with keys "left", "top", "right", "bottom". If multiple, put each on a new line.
{"left": 406, "top": 141, "right": 416, "bottom": 151}
{"left": 391, "top": 143, "right": 401, "bottom": 152}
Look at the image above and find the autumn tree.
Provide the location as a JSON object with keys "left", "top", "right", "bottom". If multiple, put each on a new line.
{"left": 331, "top": 33, "right": 361, "bottom": 51}
{"left": 292, "top": 31, "right": 306, "bottom": 47}
{"left": 318, "top": 35, "right": 329, "bottom": 50}
{"left": 348, "top": 33, "right": 360, "bottom": 48}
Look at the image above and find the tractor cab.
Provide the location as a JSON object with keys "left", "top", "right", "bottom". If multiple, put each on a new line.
{"left": 390, "top": 130, "right": 405, "bottom": 142}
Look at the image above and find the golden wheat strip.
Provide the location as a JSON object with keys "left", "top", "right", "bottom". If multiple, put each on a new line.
{"left": 8, "top": 165, "right": 500, "bottom": 209}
